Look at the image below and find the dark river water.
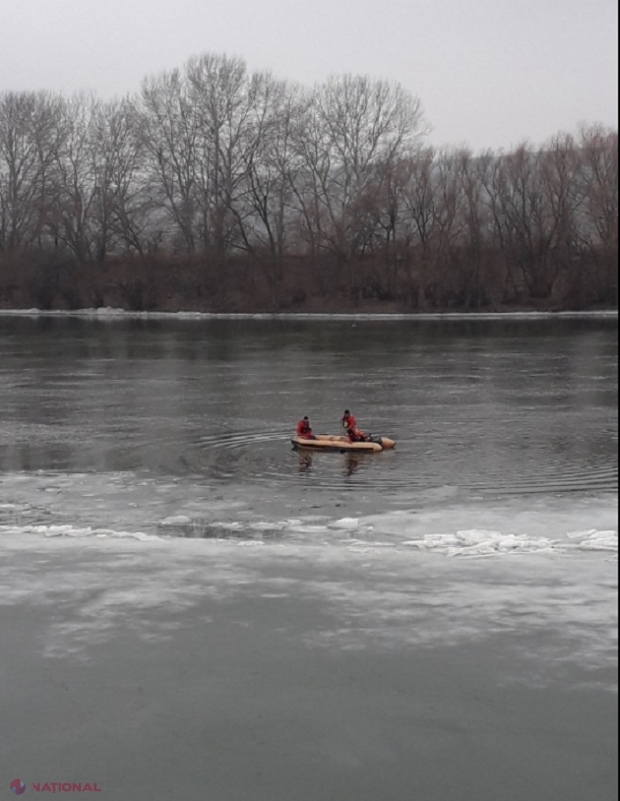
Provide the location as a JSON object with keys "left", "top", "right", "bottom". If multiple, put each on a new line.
{"left": 1, "top": 315, "right": 617, "bottom": 487}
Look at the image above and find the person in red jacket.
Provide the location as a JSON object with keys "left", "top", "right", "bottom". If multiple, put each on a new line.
{"left": 341, "top": 409, "right": 356, "bottom": 431}
{"left": 296, "top": 416, "right": 316, "bottom": 439}
{"left": 341, "top": 409, "right": 367, "bottom": 442}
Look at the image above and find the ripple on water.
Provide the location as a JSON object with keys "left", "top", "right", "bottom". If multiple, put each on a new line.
{"left": 185, "top": 428, "right": 618, "bottom": 496}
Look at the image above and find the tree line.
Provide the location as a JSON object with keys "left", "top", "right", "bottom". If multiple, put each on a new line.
{"left": 0, "top": 53, "right": 617, "bottom": 312}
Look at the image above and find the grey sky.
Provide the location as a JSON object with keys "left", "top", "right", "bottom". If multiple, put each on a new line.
{"left": 1, "top": 0, "right": 617, "bottom": 151}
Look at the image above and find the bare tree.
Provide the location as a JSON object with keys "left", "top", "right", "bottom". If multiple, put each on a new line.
{"left": 230, "top": 76, "right": 306, "bottom": 293}
{"left": 140, "top": 69, "right": 200, "bottom": 253}
{"left": 575, "top": 125, "right": 618, "bottom": 301}
{"left": 90, "top": 98, "right": 150, "bottom": 259}
{"left": 496, "top": 145, "right": 553, "bottom": 298}
{"left": 186, "top": 53, "right": 272, "bottom": 259}
{"left": 538, "top": 132, "right": 583, "bottom": 297}
{"left": 456, "top": 149, "right": 497, "bottom": 306}
{"left": 291, "top": 75, "right": 426, "bottom": 298}
{"left": 0, "top": 91, "right": 65, "bottom": 253}
{"left": 44, "top": 94, "right": 102, "bottom": 263}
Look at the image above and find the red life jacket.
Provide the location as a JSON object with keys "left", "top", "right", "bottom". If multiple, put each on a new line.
{"left": 342, "top": 413, "right": 357, "bottom": 430}
{"left": 297, "top": 420, "right": 312, "bottom": 437}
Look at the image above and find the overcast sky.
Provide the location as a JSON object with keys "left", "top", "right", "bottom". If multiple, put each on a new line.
{"left": 1, "top": 0, "right": 617, "bottom": 151}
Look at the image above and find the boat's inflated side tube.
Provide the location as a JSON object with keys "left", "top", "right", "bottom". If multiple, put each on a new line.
{"left": 291, "top": 434, "right": 391, "bottom": 453}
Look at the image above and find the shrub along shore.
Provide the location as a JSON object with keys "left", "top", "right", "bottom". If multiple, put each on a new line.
{"left": 0, "top": 249, "right": 616, "bottom": 314}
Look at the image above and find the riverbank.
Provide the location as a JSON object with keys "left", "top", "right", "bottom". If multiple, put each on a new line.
{"left": 0, "top": 248, "right": 616, "bottom": 316}
{"left": 0, "top": 306, "right": 617, "bottom": 320}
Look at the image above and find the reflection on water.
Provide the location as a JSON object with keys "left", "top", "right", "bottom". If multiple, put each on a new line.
{"left": 0, "top": 315, "right": 617, "bottom": 501}
{"left": 295, "top": 450, "right": 370, "bottom": 478}
{"left": 344, "top": 453, "right": 364, "bottom": 477}
{"left": 297, "top": 452, "right": 313, "bottom": 474}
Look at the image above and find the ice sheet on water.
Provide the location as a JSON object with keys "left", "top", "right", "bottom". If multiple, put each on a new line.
{"left": 351, "top": 498, "right": 618, "bottom": 557}
{"left": 1, "top": 513, "right": 617, "bottom": 558}
{"left": 0, "top": 523, "right": 161, "bottom": 542}
{"left": 0, "top": 469, "right": 616, "bottom": 556}
{"left": 1, "top": 501, "right": 616, "bottom": 688}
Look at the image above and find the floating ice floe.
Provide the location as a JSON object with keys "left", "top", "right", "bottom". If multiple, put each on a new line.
{"left": 565, "top": 530, "right": 618, "bottom": 551}
{"left": 0, "top": 523, "right": 161, "bottom": 541}
{"left": 398, "top": 527, "right": 618, "bottom": 557}
{"left": 329, "top": 517, "right": 360, "bottom": 530}
{"left": 159, "top": 515, "right": 193, "bottom": 527}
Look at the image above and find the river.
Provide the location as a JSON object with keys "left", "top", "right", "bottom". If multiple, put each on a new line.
{"left": 0, "top": 312, "right": 617, "bottom": 801}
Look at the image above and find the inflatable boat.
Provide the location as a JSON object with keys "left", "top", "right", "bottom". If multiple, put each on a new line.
{"left": 291, "top": 434, "right": 395, "bottom": 453}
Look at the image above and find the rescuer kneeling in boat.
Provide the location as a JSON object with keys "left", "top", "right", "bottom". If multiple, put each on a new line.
{"left": 341, "top": 409, "right": 368, "bottom": 442}
{"left": 296, "top": 416, "right": 316, "bottom": 439}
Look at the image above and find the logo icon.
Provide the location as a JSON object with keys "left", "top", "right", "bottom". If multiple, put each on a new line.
{"left": 10, "top": 779, "right": 26, "bottom": 795}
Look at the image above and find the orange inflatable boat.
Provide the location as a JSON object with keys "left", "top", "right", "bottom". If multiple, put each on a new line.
{"left": 291, "top": 434, "right": 396, "bottom": 453}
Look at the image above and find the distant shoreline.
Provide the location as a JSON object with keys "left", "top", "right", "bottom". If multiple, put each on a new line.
{"left": 0, "top": 307, "right": 616, "bottom": 321}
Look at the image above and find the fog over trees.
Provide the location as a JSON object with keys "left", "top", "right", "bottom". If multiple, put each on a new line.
{"left": 0, "top": 54, "right": 616, "bottom": 311}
